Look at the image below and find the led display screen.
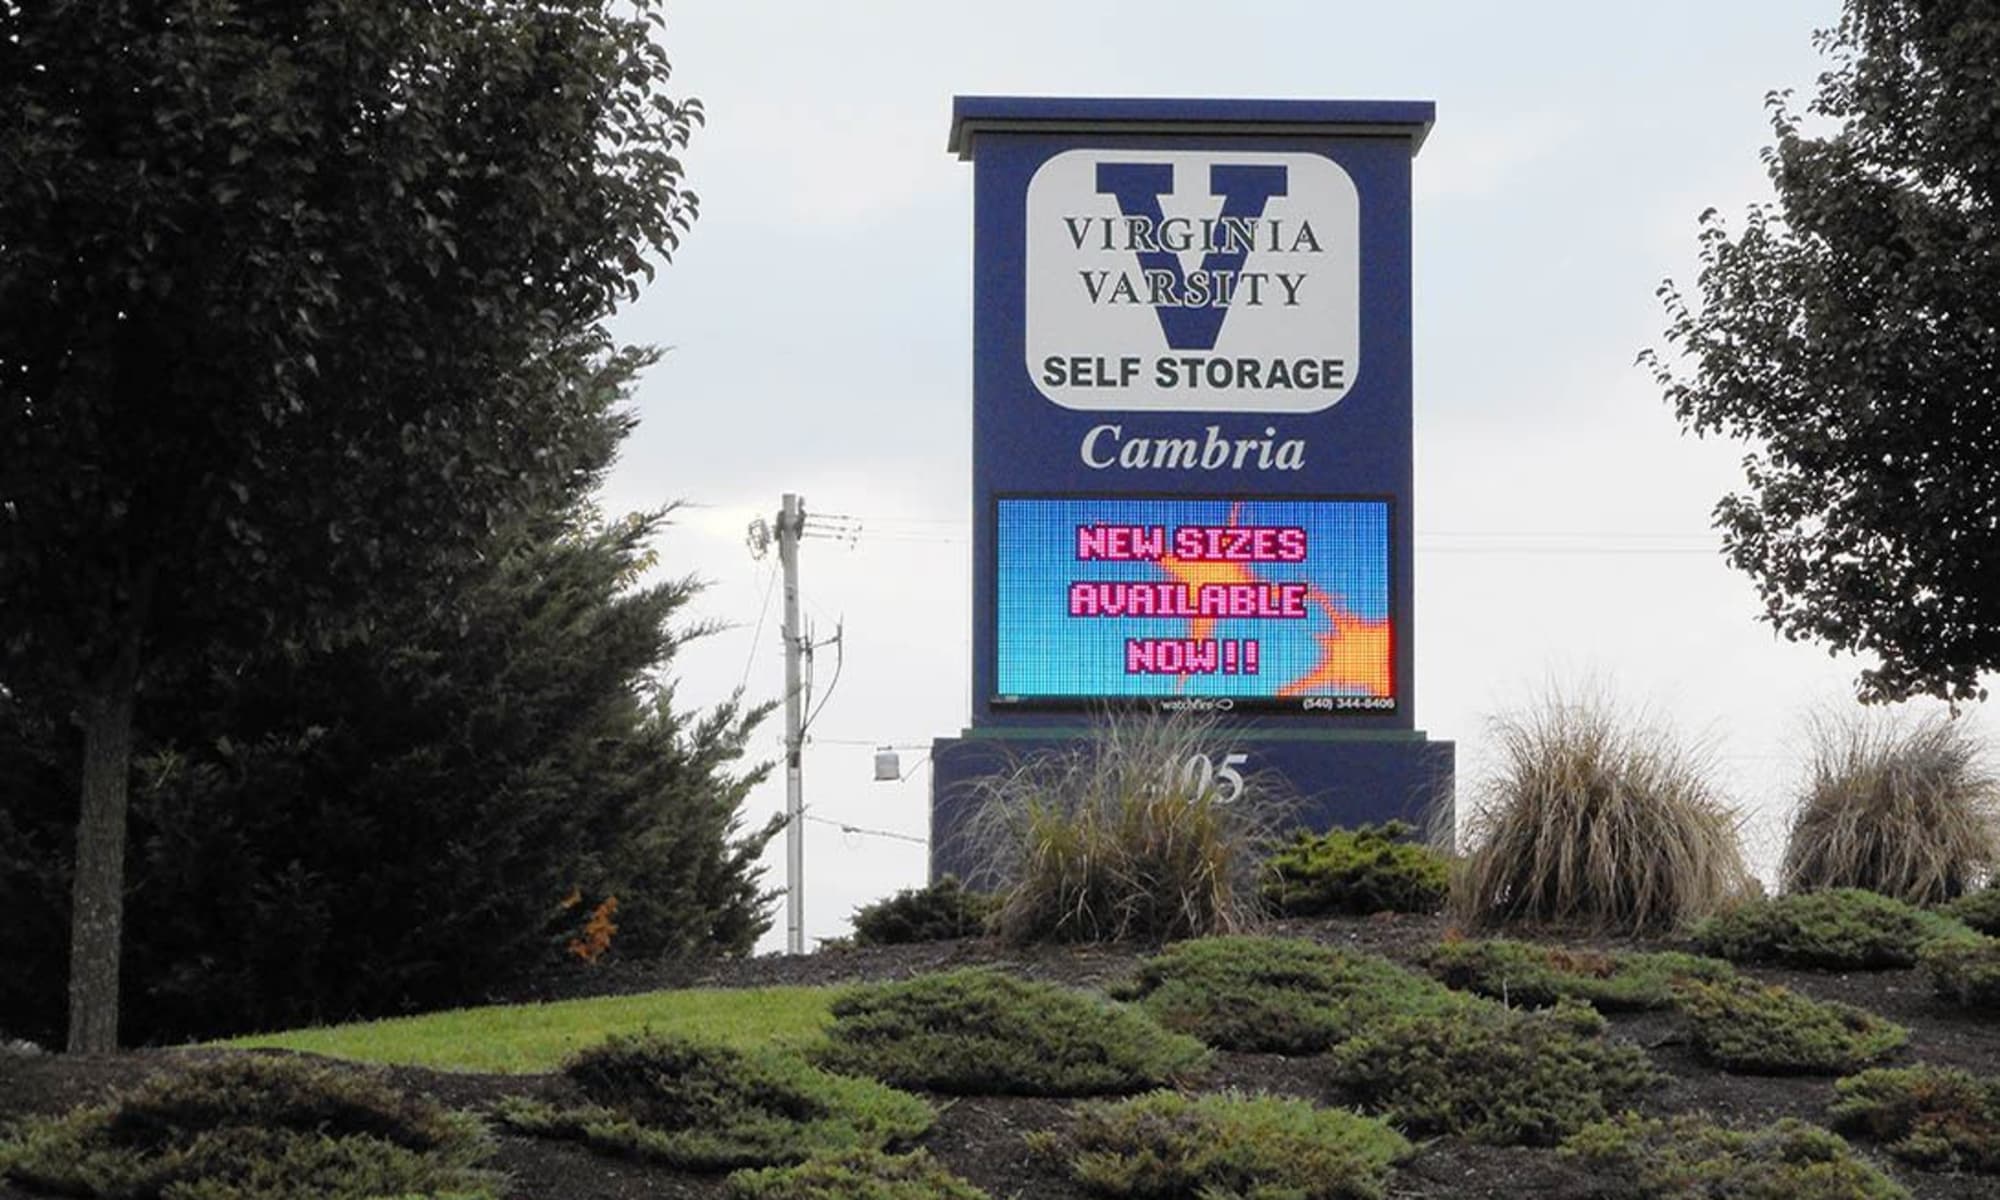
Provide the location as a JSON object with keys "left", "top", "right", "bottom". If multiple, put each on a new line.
{"left": 994, "top": 496, "right": 1394, "bottom": 714}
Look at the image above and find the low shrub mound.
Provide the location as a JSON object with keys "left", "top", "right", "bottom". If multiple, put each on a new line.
{"left": 497, "top": 1032, "right": 933, "bottom": 1170}
{"left": 1688, "top": 888, "right": 1967, "bottom": 969}
{"left": 0, "top": 1054, "right": 497, "bottom": 1200}
{"left": 727, "top": 1149, "right": 991, "bottom": 1200}
{"left": 1324, "top": 999, "right": 1656, "bottom": 1146}
{"left": 1560, "top": 1114, "right": 1910, "bottom": 1200}
{"left": 813, "top": 968, "right": 1208, "bottom": 1096}
{"left": 850, "top": 876, "right": 996, "bottom": 946}
{"left": 1830, "top": 1065, "right": 2000, "bottom": 1173}
{"left": 1028, "top": 1090, "right": 1411, "bottom": 1200}
{"left": 1261, "top": 821, "right": 1448, "bottom": 916}
{"left": 1920, "top": 935, "right": 2000, "bottom": 1008}
{"left": 1945, "top": 887, "right": 2000, "bottom": 935}
{"left": 960, "top": 712, "right": 1290, "bottom": 943}
{"left": 1113, "top": 935, "right": 1470, "bottom": 1054}
{"left": 1452, "top": 691, "right": 1751, "bottom": 934}
{"left": 1421, "top": 938, "right": 1735, "bottom": 1011}
{"left": 1676, "top": 980, "right": 1908, "bottom": 1075}
{"left": 1781, "top": 710, "right": 2000, "bottom": 905}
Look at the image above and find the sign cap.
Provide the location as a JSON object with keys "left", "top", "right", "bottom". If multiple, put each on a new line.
{"left": 948, "top": 96, "right": 1436, "bottom": 159}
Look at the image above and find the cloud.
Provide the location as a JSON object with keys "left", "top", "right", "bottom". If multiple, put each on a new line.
{"left": 1417, "top": 111, "right": 1581, "bottom": 204}
{"left": 696, "top": 99, "right": 963, "bottom": 231}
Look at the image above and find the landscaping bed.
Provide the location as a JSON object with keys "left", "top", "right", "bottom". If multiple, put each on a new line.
{"left": 5, "top": 912, "right": 1999, "bottom": 1200}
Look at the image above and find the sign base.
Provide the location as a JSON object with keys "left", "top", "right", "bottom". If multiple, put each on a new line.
{"left": 928, "top": 728, "right": 1454, "bottom": 883}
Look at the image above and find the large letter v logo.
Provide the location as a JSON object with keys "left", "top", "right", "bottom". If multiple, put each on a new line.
{"left": 1094, "top": 162, "right": 1289, "bottom": 351}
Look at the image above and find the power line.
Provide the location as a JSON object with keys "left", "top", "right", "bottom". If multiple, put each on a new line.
{"left": 715, "top": 502, "right": 1725, "bottom": 545}
{"left": 849, "top": 533, "right": 967, "bottom": 545}
{"left": 737, "top": 561, "right": 779, "bottom": 693}
{"left": 757, "top": 508, "right": 1736, "bottom": 556}
{"left": 1420, "top": 529, "right": 1712, "bottom": 538}
{"left": 801, "top": 622, "right": 844, "bottom": 737}
{"left": 853, "top": 513, "right": 964, "bottom": 526}
{"left": 804, "top": 812, "right": 928, "bottom": 847}
{"left": 1416, "top": 545, "right": 1715, "bottom": 556}
{"left": 799, "top": 511, "right": 1729, "bottom": 553}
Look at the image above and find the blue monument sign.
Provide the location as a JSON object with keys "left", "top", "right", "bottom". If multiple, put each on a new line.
{"left": 933, "top": 97, "right": 1453, "bottom": 876}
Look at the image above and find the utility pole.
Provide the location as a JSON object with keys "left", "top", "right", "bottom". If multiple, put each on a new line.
{"left": 777, "top": 493, "right": 806, "bottom": 955}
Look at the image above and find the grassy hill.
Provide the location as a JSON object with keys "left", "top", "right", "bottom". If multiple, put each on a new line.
{"left": 3, "top": 912, "right": 1997, "bottom": 1200}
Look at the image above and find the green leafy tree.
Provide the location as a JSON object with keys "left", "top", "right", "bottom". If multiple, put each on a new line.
{"left": 1647, "top": 0, "right": 2000, "bottom": 703}
{"left": 0, "top": 0, "right": 700, "bottom": 1049}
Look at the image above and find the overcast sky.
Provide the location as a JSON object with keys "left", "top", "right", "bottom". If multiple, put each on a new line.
{"left": 598, "top": 1, "right": 1994, "bottom": 953}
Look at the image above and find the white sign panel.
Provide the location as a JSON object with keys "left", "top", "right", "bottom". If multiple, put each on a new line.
{"left": 1025, "top": 149, "right": 1360, "bottom": 413}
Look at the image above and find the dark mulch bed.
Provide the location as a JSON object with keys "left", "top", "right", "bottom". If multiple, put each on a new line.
{"left": 4, "top": 912, "right": 1998, "bottom": 1200}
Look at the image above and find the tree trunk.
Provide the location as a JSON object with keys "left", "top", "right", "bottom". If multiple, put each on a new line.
{"left": 66, "top": 646, "right": 139, "bottom": 1054}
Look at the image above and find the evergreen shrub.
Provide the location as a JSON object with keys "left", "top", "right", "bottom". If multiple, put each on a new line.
{"left": 1689, "top": 888, "right": 1969, "bottom": 969}
{"left": 850, "top": 877, "right": 995, "bottom": 946}
{"left": 1325, "top": 999, "right": 1656, "bottom": 1146}
{"left": 1830, "top": 1065, "right": 2000, "bottom": 1173}
{"left": 0, "top": 1055, "right": 497, "bottom": 1200}
{"left": 1920, "top": 935, "right": 2000, "bottom": 1009}
{"left": 1261, "top": 822, "right": 1448, "bottom": 916}
{"left": 1114, "top": 935, "right": 1469, "bottom": 1053}
{"left": 1944, "top": 887, "right": 2000, "bottom": 936}
{"left": 0, "top": 499, "right": 781, "bottom": 1046}
{"left": 1560, "top": 1114, "right": 1909, "bottom": 1199}
{"left": 814, "top": 968, "right": 1208, "bottom": 1096}
{"left": 1677, "top": 980, "right": 1907, "bottom": 1074}
{"left": 497, "top": 1033, "right": 931, "bottom": 1170}
{"left": 1028, "top": 1090, "right": 1410, "bottom": 1200}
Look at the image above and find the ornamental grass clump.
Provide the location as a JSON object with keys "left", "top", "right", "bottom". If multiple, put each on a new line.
{"left": 1781, "top": 710, "right": 2000, "bottom": 905}
{"left": 1421, "top": 938, "right": 1735, "bottom": 1011}
{"left": 1560, "top": 1114, "right": 1910, "bottom": 1200}
{"left": 1261, "top": 821, "right": 1449, "bottom": 916}
{"left": 1114, "top": 935, "right": 1471, "bottom": 1054}
{"left": 0, "top": 1055, "right": 498, "bottom": 1200}
{"left": 1920, "top": 935, "right": 2000, "bottom": 1009}
{"left": 1830, "top": 1065, "right": 2000, "bottom": 1173}
{"left": 1029, "top": 1090, "right": 1411, "bottom": 1200}
{"left": 497, "top": 1032, "right": 933, "bottom": 1171}
{"left": 813, "top": 968, "right": 1208, "bottom": 1096}
{"left": 1452, "top": 691, "right": 1751, "bottom": 934}
{"left": 1325, "top": 999, "right": 1656, "bottom": 1146}
{"left": 850, "top": 876, "right": 996, "bottom": 946}
{"left": 726, "top": 1149, "right": 992, "bottom": 1200}
{"left": 960, "top": 711, "right": 1291, "bottom": 943}
{"left": 1688, "top": 888, "right": 1970, "bottom": 969}
{"left": 1676, "top": 980, "right": 1907, "bottom": 1075}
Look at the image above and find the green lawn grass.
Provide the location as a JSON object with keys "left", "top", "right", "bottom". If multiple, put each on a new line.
{"left": 218, "top": 985, "right": 840, "bottom": 1074}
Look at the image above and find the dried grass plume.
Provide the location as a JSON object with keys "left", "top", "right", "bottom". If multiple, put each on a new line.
{"left": 1781, "top": 708, "right": 1999, "bottom": 904}
{"left": 959, "top": 710, "right": 1293, "bottom": 943}
{"left": 1453, "top": 689, "right": 1751, "bottom": 934}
